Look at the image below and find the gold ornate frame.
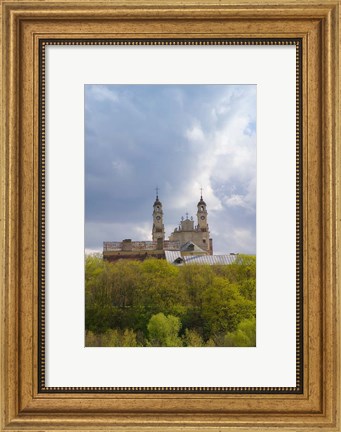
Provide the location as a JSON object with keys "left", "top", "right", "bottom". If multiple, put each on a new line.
{"left": 0, "top": 0, "right": 340, "bottom": 430}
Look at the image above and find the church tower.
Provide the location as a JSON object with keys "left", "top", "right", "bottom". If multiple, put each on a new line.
{"left": 152, "top": 188, "right": 165, "bottom": 241}
{"left": 197, "top": 191, "right": 208, "bottom": 232}
{"left": 168, "top": 189, "right": 213, "bottom": 254}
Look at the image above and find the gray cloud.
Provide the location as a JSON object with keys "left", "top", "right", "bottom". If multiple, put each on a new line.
{"left": 85, "top": 84, "right": 256, "bottom": 254}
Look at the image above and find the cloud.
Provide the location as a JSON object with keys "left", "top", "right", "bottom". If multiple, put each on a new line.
{"left": 85, "top": 248, "right": 102, "bottom": 256}
{"left": 231, "top": 228, "right": 255, "bottom": 253}
{"left": 133, "top": 223, "right": 153, "bottom": 241}
{"left": 88, "top": 85, "right": 119, "bottom": 103}
{"left": 85, "top": 84, "right": 256, "bottom": 254}
{"left": 225, "top": 194, "right": 247, "bottom": 208}
{"left": 185, "top": 124, "right": 205, "bottom": 142}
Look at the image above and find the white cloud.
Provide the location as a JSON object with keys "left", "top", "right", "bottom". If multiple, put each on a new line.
{"left": 179, "top": 87, "right": 256, "bottom": 215}
{"left": 111, "top": 158, "right": 132, "bottom": 176}
{"left": 90, "top": 85, "right": 119, "bottom": 103}
{"left": 224, "top": 177, "right": 256, "bottom": 214}
{"left": 185, "top": 124, "right": 205, "bottom": 142}
{"left": 231, "top": 228, "right": 255, "bottom": 252}
{"left": 172, "top": 86, "right": 257, "bottom": 254}
{"left": 225, "top": 194, "right": 247, "bottom": 208}
{"left": 133, "top": 223, "right": 152, "bottom": 241}
{"left": 85, "top": 248, "right": 102, "bottom": 256}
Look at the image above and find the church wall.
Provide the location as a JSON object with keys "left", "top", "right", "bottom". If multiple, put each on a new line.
{"left": 103, "top": 250, "right": 166, "bottom": 263}
{"left": 169, "top": 230, "right": 211, "bottom": 253}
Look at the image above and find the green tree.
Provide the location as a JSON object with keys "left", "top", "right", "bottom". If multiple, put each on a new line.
{"left": 139, "top": 259, "right": 187, "bottom": 318}
{"left": 84, "top": 255, "right": 256, "bottom": 348}
{"left": 201, "top": 276, "right": 255, "bottom": 342}
{"left": 183, "top": 329, "right": 204, "bottom": 347}
{"left": 87, "top": 328, "right": 140, "bottom": 347}
{"left": 121, "top": 329, "right": 139, "bottom": 347}
{"left": 147, "top": 313, "right": 182, "bottom": 347}
{"left": 224, "top": 317, "right": 256, "bottom": 347}
{"left": 85, "top": 330, "right": 99, "bottom": 347}
{"left": 102, "top": 329, "right": 121, "bottom": 346}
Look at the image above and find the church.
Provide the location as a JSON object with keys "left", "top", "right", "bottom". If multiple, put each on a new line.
{"left": 152, "top": 191, "right": 213, "bottom": 254}
{"left": 103, "top": 191, "right": 215, "bottom": 263}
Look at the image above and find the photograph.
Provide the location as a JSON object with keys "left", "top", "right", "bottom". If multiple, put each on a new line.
{"left": 84, "top": 84, "right": 256, "bottom": 347}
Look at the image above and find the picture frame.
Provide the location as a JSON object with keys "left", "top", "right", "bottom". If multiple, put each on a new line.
{"left": 0, "top": 0, "right": 339, "bottom": 430}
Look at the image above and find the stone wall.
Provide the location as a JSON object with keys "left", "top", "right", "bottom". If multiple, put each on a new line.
{"left": 103, "top": 240, "right": 180, "bottom": 252}
{"left": 169, "top": 230, "right": 212, "bottom": 254}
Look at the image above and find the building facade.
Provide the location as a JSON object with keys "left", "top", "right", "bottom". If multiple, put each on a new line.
{"left": 169, "top": 194, "right": 213, "bottom": 254}
{"left": 103, "top": 239, "right": 180, "bottom": 262}
{"left": 103, "top": 192, "right": 213, "bottom": 262}
{"left": 152, "top": 194, "right": 165, "bottom": 241}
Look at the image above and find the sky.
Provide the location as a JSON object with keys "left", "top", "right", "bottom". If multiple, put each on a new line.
{"left": 85, "top": 84, "right": 256, "bottom": 255}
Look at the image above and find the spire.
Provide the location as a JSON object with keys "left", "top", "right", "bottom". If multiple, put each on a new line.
{"left": 152, "top": 187, "right": 164, "bottom": 241}
{"left": 154, "top": 186, "right": 161, "bottom": 206}
{"left": 198, "top": 188, "right": 207, "bottom": 206}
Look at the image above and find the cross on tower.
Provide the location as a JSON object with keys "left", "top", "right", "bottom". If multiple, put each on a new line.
{"left": 200, "top": 187, "right": 203, "bottom": 198}
{"left": 155, "top": 186, "right": 159, "bottom": 198}
{"left": 186, "top": 212, "right": 189, "bottom": 219}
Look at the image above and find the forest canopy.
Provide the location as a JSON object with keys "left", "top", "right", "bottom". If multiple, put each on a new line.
{"left": 85, "top": 255, "right": 256, "bottom": 347}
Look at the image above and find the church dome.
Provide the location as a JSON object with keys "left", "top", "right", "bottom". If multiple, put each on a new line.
{"left": 197, "top": 197, "right": 206, "bottom": 206}
{"left": 154, "top": 197, "right": 162, "bottom": 206}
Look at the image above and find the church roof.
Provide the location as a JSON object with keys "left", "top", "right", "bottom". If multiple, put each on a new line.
{"left": 153, "top": 196, "right": 162, "bottom": 206}
{"left": 180, "top": 241, "right": 206, "bottom": 253}
{"left": 164, "top": 250, "right": 182, "bottom": 263}
{"left": 164, "top": 250, "right": 239, "bottom": 266}
{"left": 184, "top": 254, "right": 238, "bottom": 265}
{"left": 197, "top": 196, "right": 207, "bottom": 206}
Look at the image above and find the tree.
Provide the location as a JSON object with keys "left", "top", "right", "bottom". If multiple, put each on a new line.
{"left": 85, "top": 255, "right": 257, "bottom": 348}
{"left": 201, "top": 276, "right": 255, "bottom": 341}
{"left": 224, "top": 317, "right": 256, "bottom": 347}
{"left": 147, "top": 313, "right": 182, "bottom": 347}
{"left": 102, "top": 329, "right": 121, "bottom": 346}
{"left": 183, "top": 329, "right": 204, "bottom": 347}
{"left": 121, "top": 329, "right": 139, "bottom": 347}
{"left": 139, "top": 259, "right": 187, "bottom": 318}
{"left": 85, "top": 330, "right": 99, "bottom": 347}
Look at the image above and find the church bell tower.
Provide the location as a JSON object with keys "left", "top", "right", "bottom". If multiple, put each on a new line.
{"left": 152, "top": 188, "right": 165, "bottom": 241}
{"left": 197, "top": 190, "right": 208, "bottom": 232}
